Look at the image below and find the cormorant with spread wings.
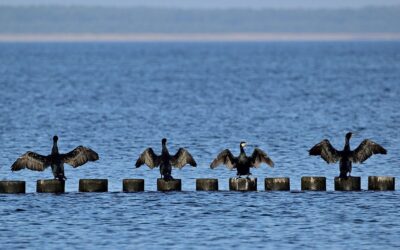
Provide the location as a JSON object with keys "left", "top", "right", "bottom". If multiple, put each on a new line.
{"left": 210, "top": 141, "right": 274, "bottom": 177}
{"left": 309, "top": 132, "right": 387, "bottom": 178}
{"left": 135, "top": 138, "right": 197, "bottom": 180}
{"left": 11, "top": 135, "right": 99, "bottom": 180}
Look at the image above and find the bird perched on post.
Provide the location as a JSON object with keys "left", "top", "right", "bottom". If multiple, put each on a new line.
{"left": 135, "top": 138, "right": 197, "bottom": 180}
{"left": 11, "top": 135, "right": 99, "bottom": 180}
{"left": 309, "top": 132, "right": 387, "bottom": 178}
{"left": 210, "top": 141, "right": 274, "bottom": 177}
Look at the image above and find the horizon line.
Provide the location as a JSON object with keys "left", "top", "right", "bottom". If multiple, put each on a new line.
{"left": 1, "top": 33, "right": 400, "bottom": 42}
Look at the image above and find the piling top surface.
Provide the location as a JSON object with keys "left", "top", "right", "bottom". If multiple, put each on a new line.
{"left": 335, "top": 176, "right": 360, "bottom": 179}
{"left": 37, "top": 179, "right": 65, "bottom": 184}
{"left": 0, "top": 180, "right": 25, "bottom": 183}
{"left": 123, "top": 179, "right": 144, "bottom": 182}
{"left": 301, "top": 176, "right": 326, "bottom": 180}
{"left": 230, "top": 177, "right": 257, "bottom": 181}
{"left": 196, "top": 178, "right": 218, "bottom": 184}
{"left": 37, "top": 179, "right": 63, "bottom": 181}
{"left": 80, "top": 179, "right": 108, "bottom": 182}
{"left": 368, "top": 176, "right": 395, "bottom": 181}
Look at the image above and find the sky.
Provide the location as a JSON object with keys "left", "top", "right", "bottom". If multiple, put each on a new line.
{"left": 1, "top": 0, "right": 399, "bottom": 9}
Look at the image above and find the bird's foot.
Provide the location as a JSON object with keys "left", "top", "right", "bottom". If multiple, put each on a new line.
{"left": 55, "top": 175, "right": 67, "bottom": 181}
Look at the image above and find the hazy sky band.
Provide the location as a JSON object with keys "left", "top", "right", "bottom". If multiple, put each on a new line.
{"left": 1, "top": 0, "right": 400, "bottom": 9}
{"left": 2, "top": 3, "right": 400, "bottom": 41}
{"left": 1, "top": 6, "right": 399, "bottom": 33}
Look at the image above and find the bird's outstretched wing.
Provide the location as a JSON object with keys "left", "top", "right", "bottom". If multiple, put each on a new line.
{"left": 350, "top": 139, "right": 387, "bottom": 163}
{"left": 61, "top": 146, "right": 99, "bottom": 168}
{"left": 250, "top": 148, "right": 274, "bottom": 168}
{"left": 210, "top": 149, "right": 236, "bottom": 169}
{"left": 11, "top": 152, "right": 50, "bottom": 171}
{"left": 309, "top": 139, "right": 341, "bottom": 163}
{"left": 171, "top": 148, "right": 197, "bottom": 169}
{"left": 135, "top": 148, "right": 160, "bottom": 169}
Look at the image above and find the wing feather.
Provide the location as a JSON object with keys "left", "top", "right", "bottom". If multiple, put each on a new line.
{"left": 309, "top": 139, "right": 341, "bottom": 163}
{"left": 351, "top": 139, "right": 387, "bottom": 163}
{"left": 250, "top": 148, "right": 274, "bottom": 168}
{"left": 11, "top": 152, "right": 49, "bottom": 171}
{"left": 61, "top": 146, "right": 99, "bottom": 168}
{"left": 135, "top": 148, "right": 160, "bottom": 169}
{"left": 171, "top": 148, "right": 197, "bottom": 169}
{"left": 210, "top": 149, "right": 236, "bottom": 169}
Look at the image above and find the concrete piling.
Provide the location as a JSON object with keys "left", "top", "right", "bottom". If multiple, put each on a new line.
{"left": 301, "top": 176, "right": 326, "bottom": 191}
{"left": 79, "top": 179, "right": 108, "bottom": 192}
{"left": 196, "top": 178, "right": 218, "bottom": 191}
{"left": 0, "top": 181, "right": 26, "bottom": 194}
{"left": 157, "top": 178, "right": 181, "bottom": 191}
{"left": 37, "top": 179, "right": 65, "bottom": 193}
{"left": 368, "top": 176, "right": 395, "bottom": 191}
{"left": 229, "top": 177, "right": 257, "bottom": 191}
{"left": 123, "top": 179, "right": 145, "bottom": 192}
{"left": 334, "top": 177, "right": 361, "bottom": 191}
{"left": 265, "top": 177, "right": 290, "bottom": 191}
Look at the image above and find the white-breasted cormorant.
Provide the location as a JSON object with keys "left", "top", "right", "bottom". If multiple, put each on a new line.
{"left": 210, "top": 141, "right": 274, "bottom": 177}
{"left": 11, "top": 136, "right": 99, "bottom": 180}
{"left": 135, "top": 138, "right": 197, "bottom": 180}
{"left": 309, "top": 132, "right": 387, "bottom": 178}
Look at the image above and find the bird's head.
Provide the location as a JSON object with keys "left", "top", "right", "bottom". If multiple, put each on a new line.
{"left": 240, "top": 141, "right": 247, "bottom": 148}
{"left": 162, "top": 138, "right": 167, "bottom": 145}
{"left": 53, "top": 135, "right": 58, "bottom": 142}
{"left": 345, "top": 132, "right": 353, "bottom": 140}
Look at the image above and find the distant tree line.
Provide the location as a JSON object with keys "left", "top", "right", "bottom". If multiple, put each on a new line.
{"left": 0, "top": 5, "right": 399, "bottom": 33}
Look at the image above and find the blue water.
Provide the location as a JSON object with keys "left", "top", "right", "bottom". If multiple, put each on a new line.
{"left": 0, "top": 42, "right": 399, "bottom": 249}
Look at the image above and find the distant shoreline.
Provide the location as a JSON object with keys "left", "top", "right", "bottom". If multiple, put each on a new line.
{"left": 1, "top": 33, "right": 400, "bottom": 42}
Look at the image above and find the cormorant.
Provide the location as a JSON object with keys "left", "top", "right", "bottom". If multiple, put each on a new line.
{"left": 210, "top": 141, "right": 274, "bottom": 177}
{"left": 309, "top": 132, "right": 387, "bottom": 178}
{"left": 135, "top": 138, "right": 197, "bottom": 180}
{"left": 11, "top": 135, "right": 99, "bottom": 180}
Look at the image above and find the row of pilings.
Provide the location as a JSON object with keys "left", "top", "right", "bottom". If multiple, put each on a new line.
{"left": 0, "top": 176, "right": 395, "bottom": 193}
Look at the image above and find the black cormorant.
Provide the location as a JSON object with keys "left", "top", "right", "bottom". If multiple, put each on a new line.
{"left": 309, "top": 132, "right": 387, "bottom": 178}
{"left": 210, "top": 141, "right": 274, "bottom": 177}
{"left": 135, "top": 138, "right": 197, "bottom": 180}
{"left": 11, "top": 135, "right": 99, "bottom": 180}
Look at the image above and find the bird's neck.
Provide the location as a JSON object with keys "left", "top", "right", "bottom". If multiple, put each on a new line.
{"left": 344, "top": 138, "right": 350, "bottom": 151}
{"left": 162, "top": 144, "right": 169, "bottom": 155}
{"left": 52, "top": 141, "right": 59, "bottom": 154}
{"left": 240, "top": 146, "right": 245, "bottom": 155}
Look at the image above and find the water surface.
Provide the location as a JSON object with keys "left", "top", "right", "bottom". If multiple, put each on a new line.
{"left": 0, "top": 42, "right": 399, "bottom": 249}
